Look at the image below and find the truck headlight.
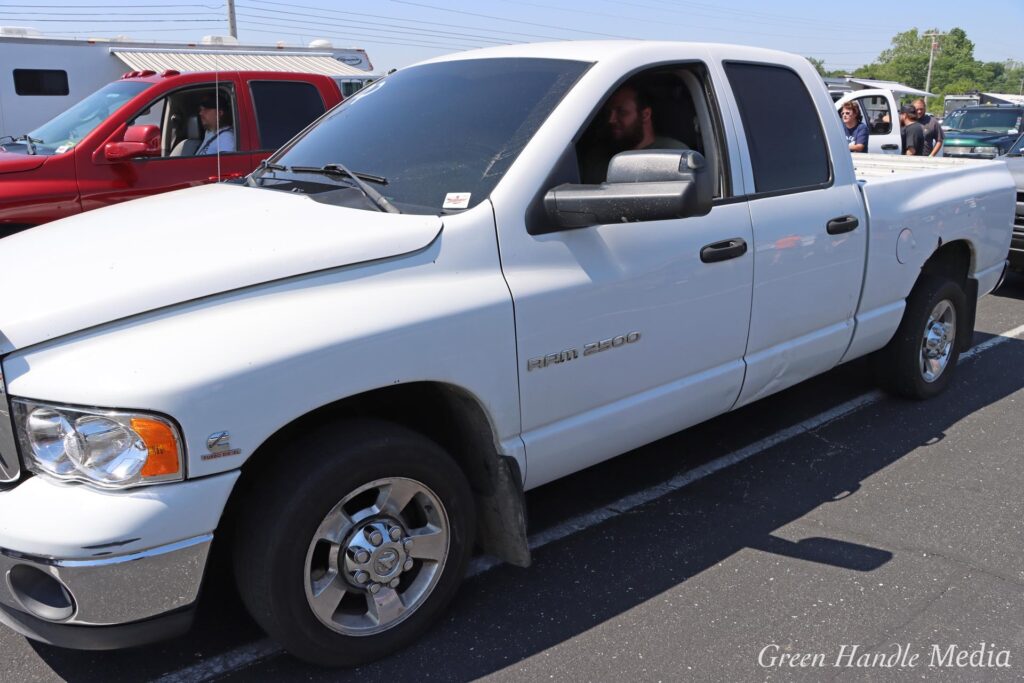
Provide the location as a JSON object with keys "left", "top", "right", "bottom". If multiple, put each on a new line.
{"left": 12, "top": 400, "right": 184, "bottom": 488}
{"left": 970, "top": 146, "right": 998, "bottom": 156}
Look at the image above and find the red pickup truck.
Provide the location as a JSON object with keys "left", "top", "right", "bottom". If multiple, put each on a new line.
{"left": 0, "top": 70, "right": 344, "bottom": 235}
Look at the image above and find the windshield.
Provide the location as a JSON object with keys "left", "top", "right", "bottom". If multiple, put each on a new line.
{"left": 23, "top": 81, "right": 149, "bottom": 155}
{"left": 944, "top": 108, "right": 1022, "bottom": 133}
{"left": 262, "top": 57, "right": 590, "bottom": 215}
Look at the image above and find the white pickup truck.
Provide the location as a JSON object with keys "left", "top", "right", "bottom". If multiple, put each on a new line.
{"left": 0, "top": 42, "right": 1014, "bottom": 665}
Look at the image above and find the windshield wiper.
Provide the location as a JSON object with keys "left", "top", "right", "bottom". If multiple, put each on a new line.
{"left": 247, "top": 159, "right": 289, "bottom": 186}
{"left": 0, "top": 134, "right": 42, "bottom": 155}
{"left": 288, "top": 163, "right": 399, "bottom": 214}
{"left": 289, "top": 164, "right": 388, "bottom": 186}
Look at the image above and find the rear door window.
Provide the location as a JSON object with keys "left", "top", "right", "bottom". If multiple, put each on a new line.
{"left": 250, "top": 81, "right": 326, "bottom": 150}
{"left": 724, "top": 62, "right": 831, "bottom": 194}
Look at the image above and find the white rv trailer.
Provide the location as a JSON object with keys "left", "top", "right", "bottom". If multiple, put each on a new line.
{"left": 0, "top": 28, "right": 376, "bottom": 137}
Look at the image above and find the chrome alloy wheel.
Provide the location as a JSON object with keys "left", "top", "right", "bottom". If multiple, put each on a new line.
{"left": 920, "top": 299, "right": 956, "bottom": 383}
{"left": 304, "top": 477, "right": 450, "bottom": 636}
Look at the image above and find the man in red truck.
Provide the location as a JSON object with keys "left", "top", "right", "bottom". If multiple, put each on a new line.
{"left": 0, "top": 70, "right": 345, "bottom": 236}
{"left": 196, "top": 92, "right": 236, "bottom": 155}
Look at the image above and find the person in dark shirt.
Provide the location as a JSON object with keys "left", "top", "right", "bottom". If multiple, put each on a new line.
{"left": 913, "top": 98, "right": 944, "bottom": 156}
{"left": 898, "top": 104, "right": 925, "bottom": 156}
{"left": 839, "top": 101, "right": 869, "bottom": 153}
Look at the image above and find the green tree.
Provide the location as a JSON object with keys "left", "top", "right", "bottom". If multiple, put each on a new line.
{"left": 806, "top": 56, "right": 827, "bottom": 77}
{"left": 854, "top": 27, "right": 1021, "bottom": 105}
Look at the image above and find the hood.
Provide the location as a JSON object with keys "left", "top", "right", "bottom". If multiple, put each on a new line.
{"left": 943, "top": 131, "right": 1015, "bottom": 146}
{"left": 0, "top": 183, "right": 442, "bottom": 353}
{"left": 0, "top": 152, "right": 47, "bottom": 175}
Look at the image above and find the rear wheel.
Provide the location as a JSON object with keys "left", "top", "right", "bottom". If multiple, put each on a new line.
{"left": 874, "top": 274, "right": 966, "bottom": 399}
{"left": 233, "top": 419, "right": 475, "bottom": 667}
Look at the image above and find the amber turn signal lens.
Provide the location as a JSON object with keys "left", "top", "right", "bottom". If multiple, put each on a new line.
{"left": 132, "top": 418, "right": 181, "bottom": 477}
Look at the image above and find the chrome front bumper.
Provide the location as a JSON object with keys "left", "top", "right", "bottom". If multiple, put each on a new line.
{"left": 0, "top": 534, "right": 211, "bottom": 628}
{"left": 0, "top": 533, "right": 212, "bottom": 649}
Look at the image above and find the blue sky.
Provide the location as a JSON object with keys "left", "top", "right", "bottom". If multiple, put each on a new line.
{"left": 2, "top": 0, "right": 1021, "bottom": 74}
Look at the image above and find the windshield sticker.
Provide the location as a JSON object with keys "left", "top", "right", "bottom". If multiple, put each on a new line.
{"left": 443, "top": 192, "right": 471, "bottom": 210}
{"left": 55, "top": 144, "right": 74, "bottom": 154}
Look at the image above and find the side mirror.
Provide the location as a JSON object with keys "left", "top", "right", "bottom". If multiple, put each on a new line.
{"left": 104, "top": 124, "right": 160, "bottom": 162}
{"left": 539, "top": 150, "right": 712, "bottom": 232}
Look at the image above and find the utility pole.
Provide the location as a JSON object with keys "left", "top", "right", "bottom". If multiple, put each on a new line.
{"left": 226, "top": 0, "right": 237, "bottom": 38}
{"left": 923, "top": 31, "right": 945, "bottom": 110}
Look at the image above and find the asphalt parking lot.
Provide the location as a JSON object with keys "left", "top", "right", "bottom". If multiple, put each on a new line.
{"left": 6, "top": 272, "right": 1024, "bottom": 683}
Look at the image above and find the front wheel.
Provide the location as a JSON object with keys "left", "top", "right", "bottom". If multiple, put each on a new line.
{"left": 874, "top": 274, "right": 967, "bottom": 399}
{"left": 233, "top": 419, "right": 475, "bottom": 667}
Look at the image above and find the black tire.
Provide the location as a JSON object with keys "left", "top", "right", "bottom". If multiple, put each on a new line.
{"left": 873, "top": 273, "right": 967, "bottom": 400}
{"left": 233, "top": 418, "right": 475, "bottom": 667}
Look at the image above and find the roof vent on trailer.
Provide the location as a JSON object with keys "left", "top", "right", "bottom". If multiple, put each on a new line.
{"left": 0, "top": 26, "right": 42, "bottom": 38}
{"left": 201, "top": 35, "right": 239, "bottom": 45}
{"left": 308, "top": 39, "right": 333, "bottom": 49}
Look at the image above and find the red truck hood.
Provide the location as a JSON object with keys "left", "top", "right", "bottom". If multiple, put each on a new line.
{"left": 0, "top": 152, "right": 47, "bottom": 175}
{"left": 0, "top": 183, "right": 443, "bottom": 353}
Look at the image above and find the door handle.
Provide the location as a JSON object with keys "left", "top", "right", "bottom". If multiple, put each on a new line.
{"left": 700, "top": 238, "right": 748, "bottom": 263}
{"left": 880, "top": 144, "right": 899, "bottom": 150}
{"left": 827, "top": 215, "right": 859, "bottom": 235}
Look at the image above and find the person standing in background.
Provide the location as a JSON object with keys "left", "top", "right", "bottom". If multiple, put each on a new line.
{"left": 840, "top": 102, "right": 868, "bottom": 153}
{"left": 898, "top": 104, "right": 925, "bottom": 156}
{"left": 914, "top": 98, "right": 943, "bottom": 156}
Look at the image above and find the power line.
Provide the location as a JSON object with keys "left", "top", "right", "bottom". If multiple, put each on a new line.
{"left": 0, "top": 2, "right": 223, "bottom": 7}
{"left": 235, "top": 22, "right": 470, "bottom": 52}
{"left": 245, "top": 0, "right": 582, "bottom": 43}
{"left": 39, "top": 25, "right": 226, "bottom": 35}
{"left": 0, "top": 17, "right": 225, "bottom": 22}
{"left": 236, "top": 6, "right": 516, "bottom": 45}
{"left": 486, "top": 0, "right": 881, "bottom": 45}
{"left": 237, "top": 16, "right": 495, "bottom": 50}
{"left": 385, "top": 0, "right": 634, "bottom": 39}
{"left": 0, "top": 10, "right": 222, "bottom": 16}
{"left": 617, "top": 0, "right": 883, "bottom": 33}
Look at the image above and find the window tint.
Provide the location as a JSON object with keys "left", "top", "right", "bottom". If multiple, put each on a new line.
{"left": 269, "top": 58, "right": 590, "bottom": 214}
{"left": 724, "top": 63, "right": 829, "bottom": 194}
{"left": 250, "top": 81, "right": 326, "bottom": 150}
{"left": 13, "top": 69, "right": 69, "bottom": 96}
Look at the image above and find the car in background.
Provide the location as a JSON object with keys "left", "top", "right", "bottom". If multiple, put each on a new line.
{"left": 0, "top": 70, "right": 344, "bottom": 236}
{"left": 1000, "top": 132, "right": 1024, "bottom": 271}
{"left": 942, "top": 104, "right": 1023, "bottom": 159}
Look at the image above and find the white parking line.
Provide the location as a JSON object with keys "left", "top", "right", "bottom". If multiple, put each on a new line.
{"left": 154, "top": 322, "right": 1024, "bottom": 683}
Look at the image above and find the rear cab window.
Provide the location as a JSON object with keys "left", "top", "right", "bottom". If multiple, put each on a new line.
{"left": 724, "top": 62, "right": 831, "bottom": 195}
{"left": 249, "top": 81, "right": 327, "bottom": 151}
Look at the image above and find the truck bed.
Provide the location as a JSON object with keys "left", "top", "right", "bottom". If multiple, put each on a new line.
{"left": 851, "top": 152, "right": 992, "bottom": 180}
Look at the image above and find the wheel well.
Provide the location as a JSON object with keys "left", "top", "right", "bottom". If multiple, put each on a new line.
{"left": 218, "top": 382, "right": 530, "bottom": 568}
{"left": 921, "top": 240, "right": 972, "bottom": 286}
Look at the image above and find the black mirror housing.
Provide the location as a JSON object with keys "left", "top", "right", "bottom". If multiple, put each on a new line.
{"left": 539, "top": 150, "right": 712, "bottom": 232}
